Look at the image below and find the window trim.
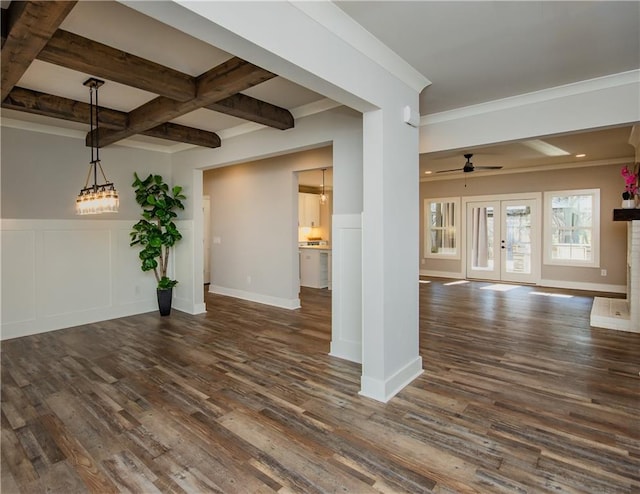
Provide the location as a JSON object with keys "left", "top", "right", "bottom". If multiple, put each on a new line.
{"left": 424, "top": 197, "right": 461, "bottom": 260}
{"left": 543, "top": 188, "right": 600, "bottom": 268}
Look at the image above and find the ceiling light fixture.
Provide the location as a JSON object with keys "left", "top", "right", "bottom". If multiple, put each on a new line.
{"left": 320, "top": 168, "right": 327, "bottom": 205}
{"left": 76, "top": 78, "right": 119, "bottom": 215}
{"left": 575, "top": 153, "right": 586, "bottom": 158}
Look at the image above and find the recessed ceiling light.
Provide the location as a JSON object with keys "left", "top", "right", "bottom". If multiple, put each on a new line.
{"left": 424, "top": 170, "right": 432, "bottom": 175}
{"left": 575, "top": 153, "right": 586, "bottom": 158}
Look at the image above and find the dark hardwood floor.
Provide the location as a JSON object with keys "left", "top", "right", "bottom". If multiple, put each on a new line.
{"left": 1, "top": 279, "right": 639, "bottom": 493}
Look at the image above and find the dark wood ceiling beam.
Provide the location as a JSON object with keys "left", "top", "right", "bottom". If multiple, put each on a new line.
{"left": 1, "top": 1, "right": 76, "bottom": 102}
{"left": 38, "top": 30, "right": 196, "bottom": 102}
{"left": 145, "top": 122, "right": 220, "bottom": 148}
{"left": 1, "top": 9, "right": 8, "bottom": 49}
{"left": 3, "top": 87, "right": 221, "bottom": 148}
{"left": 207, "top": 93, "right": 293, "bottom": 130}
{"left": 3, "top": 86, "right": 127, "bottom": 128}
{"left": 94, "top": 57, "right": 276, "bottom": 147}
{"left": 37, "top": 31, "right": 292, "bottom": 131}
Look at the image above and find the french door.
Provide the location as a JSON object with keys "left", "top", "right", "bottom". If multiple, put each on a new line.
{"left": 466, "top": 198, "right": 539, "bottom": 284}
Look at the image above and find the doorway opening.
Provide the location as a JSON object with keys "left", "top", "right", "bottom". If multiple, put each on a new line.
{"left": 296, "top": 168, "right": 333, "bottom": 296}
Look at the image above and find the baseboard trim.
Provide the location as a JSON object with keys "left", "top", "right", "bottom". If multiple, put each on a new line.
{"left": 209, "top": 285, "right": 301, "bottom": 310}
{"left": 419, "top": 270, "right": 463, "bottom": 279}
{"left": 173, "top": 297, "right": 207, "bottom": 315}
{"left": 539, "top": 279, "right": 626, "bottom": 294}
{"left": 1, "top": 300, "right": 158, "bottom": 341}
{"left": 359, "top": 356, "right": 423, "bottom": 403}
{"left": 329, "top": 340, "right": 362, "bottom": 364}
{"left": 418, "top": 272, "right": 626, "bottom": 294}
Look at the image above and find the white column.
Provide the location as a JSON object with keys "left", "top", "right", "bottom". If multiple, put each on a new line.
{"left": 360, "top": 108, "right": 423, "bottom": 402}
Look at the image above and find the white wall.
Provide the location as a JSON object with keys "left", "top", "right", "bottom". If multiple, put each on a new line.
{"left": 1, "top": 127, "right": 171, "bottom": 220}
{"left": 1, "top": 127, "right": 175, "bottom": 339}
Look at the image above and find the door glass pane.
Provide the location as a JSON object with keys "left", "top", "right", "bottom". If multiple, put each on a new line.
{"left": 505, "top": 205, "right": 531, "bottom": 274}
{"left": 470, "top": 206, "right": 494, "bottom": 271}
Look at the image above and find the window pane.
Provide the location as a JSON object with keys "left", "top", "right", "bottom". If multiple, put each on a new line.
{"left": 549, "top": 193, "right": 594, "bottom": 263}
{"left": 425, "top": 199, "right": 459, "bottom": 258}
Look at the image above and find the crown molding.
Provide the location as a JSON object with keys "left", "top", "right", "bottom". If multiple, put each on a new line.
{"left": 293, "top": 1, "right": 431, "bottom": 94}
{"left": 422, "top": 70, "right": 640, "bottom": 126}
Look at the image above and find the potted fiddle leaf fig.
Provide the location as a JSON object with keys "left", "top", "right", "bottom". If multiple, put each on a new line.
{"left": 130, "top": 173, "right": 186, "bottom": 316}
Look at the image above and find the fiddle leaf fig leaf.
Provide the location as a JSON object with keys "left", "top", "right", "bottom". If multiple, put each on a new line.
{"left": 130, "top": 173, "right": 186, "bottom": 290}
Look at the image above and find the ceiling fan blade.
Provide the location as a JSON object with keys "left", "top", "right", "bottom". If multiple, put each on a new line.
{"left": 474, "top": 166, "right": 503, "bottom": 170}
{"left": 436, "top": 167, "right": 464, "bottom": 173}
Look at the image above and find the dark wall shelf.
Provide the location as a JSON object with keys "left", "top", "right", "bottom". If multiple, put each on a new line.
{"left": 613, "top": 209, "right": 640, "bottom": 221}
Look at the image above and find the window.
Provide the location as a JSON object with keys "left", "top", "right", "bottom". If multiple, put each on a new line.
{"left": 424, "top": 197, "right": 460, "bottom": 259}
{"left": 544, "top": 189, "right": 600, "bottom": 267}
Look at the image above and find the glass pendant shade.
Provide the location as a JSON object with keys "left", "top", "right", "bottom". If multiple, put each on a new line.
{"left": 76, "top": 78, "right": 118, "bottom": 215}
{"left": 76, "top": 169, "right": 119, "bottom": 215}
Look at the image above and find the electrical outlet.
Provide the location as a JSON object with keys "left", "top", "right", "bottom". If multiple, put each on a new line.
{"left": 247, "top": 275, "right": 252, "bottom": 285}
{"left": 601, "top": 269, "right": 607, "bottom": 277}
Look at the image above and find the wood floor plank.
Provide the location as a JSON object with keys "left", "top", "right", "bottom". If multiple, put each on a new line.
{"left": 38, "top": 413, "right": 120, "bottom": 493}
{"left": 1, "top": 280, "right": 638, "bottom": 492}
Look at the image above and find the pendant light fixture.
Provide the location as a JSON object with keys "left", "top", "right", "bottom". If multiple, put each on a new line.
{"left": 320, "top": 168, "right": 327, "bottom": 205}
{"left": 75, "top": 78, "right": 119, "bottom": 215}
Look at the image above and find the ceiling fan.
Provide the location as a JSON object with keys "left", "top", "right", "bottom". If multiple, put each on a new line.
{"left": 437, "top": 153, "right": 503, "bottom": 173}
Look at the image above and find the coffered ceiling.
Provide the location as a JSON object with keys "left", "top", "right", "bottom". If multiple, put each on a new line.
{"left": 0, "top": 1, "right": 328, "bottom": 151}
{"left": 1, "top": 1, "right": 638, "bottom": 175}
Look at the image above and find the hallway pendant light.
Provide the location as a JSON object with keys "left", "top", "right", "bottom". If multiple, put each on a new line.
{"left": 76, "top": 78, "right": 119, "bottom": 215}
{"left": 320, "top": 168, "right": 327, "bottom": 205}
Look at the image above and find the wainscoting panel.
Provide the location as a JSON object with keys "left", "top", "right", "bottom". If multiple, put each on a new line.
{"left": 1, "top": 219, "right": 163, "bottom": 340}
{"left": 42, "top": 229, "right": 112, "bottom": 317}
{"left": 114, "top": 228, "right": 157, "bottom": 307}
{"left": 330, "top": 213, "right": 362, "bottom": 363}
{"left": 1, "top": 229, "right": 36, "bottom": 325}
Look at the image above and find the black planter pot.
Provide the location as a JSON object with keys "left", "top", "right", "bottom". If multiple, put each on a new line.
{"left": 157, "top": 288, "right": 173, "bottom": 316}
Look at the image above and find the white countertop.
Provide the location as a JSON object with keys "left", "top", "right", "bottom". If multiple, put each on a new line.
{"left": 299, "top": 245, "right": 331, "bottom": 251}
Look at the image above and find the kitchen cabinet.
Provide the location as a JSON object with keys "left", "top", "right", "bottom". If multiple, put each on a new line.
{"left": 298, "top": 193, "right": 320, "bottom": 228}
{"left": 299, "top": 248, "right": 329, "bottom": 288}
